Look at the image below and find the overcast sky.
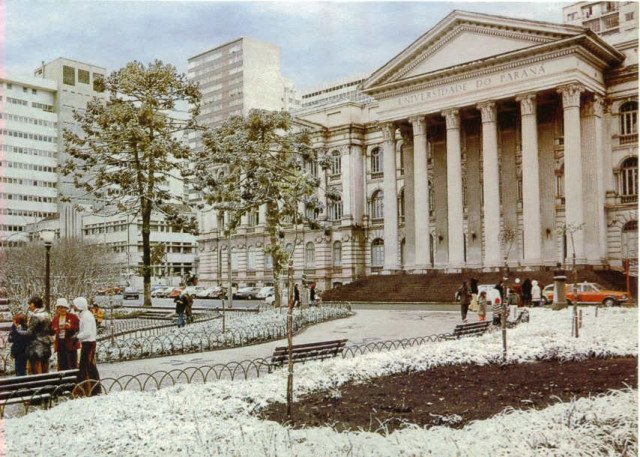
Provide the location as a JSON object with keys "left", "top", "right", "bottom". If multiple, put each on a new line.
{"left": 5, "top": 1, "right": 569, "bottom": 91}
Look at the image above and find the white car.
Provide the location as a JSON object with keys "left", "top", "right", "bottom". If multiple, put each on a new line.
{"left": 183, "top": 286, "right": 206, "bottom": 297}
{"left": 151, "top": 286, "right": 174, "bottom": 298}
{"left": 196, "top": 287, "right": 219, "bottom": 298}
{"left": 256, "top": 286, "right": 274, "bottom": 300}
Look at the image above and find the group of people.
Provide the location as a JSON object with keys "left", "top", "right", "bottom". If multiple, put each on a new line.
{"left": 457, "top": 277, "right": 544, "bottom": 324}
{"left": 8, "top": 295, "right": 101, "bottom": 396}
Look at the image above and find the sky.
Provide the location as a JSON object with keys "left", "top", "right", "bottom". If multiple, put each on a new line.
{"left": 4, "top": 1, "right": 569, "bottom": 91}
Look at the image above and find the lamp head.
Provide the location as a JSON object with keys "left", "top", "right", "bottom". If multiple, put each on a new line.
{"left": 39, "top": 230, "right": 55, "bottom": 246}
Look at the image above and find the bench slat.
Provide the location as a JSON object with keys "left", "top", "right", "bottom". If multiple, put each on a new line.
{"left": 273, "top": 339, "right": 348, "bottom": 353}
{"left": 0, "top": 370, "right": 79, "bottom": 387}
{"left": 270, "top": 339, "right": 347, "bottom": 367}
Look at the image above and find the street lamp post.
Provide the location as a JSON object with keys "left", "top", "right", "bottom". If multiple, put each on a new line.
{"left": 39, "top": 230, "right": 55, "bottom": 312}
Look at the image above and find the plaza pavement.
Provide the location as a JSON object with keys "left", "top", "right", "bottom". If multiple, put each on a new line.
{"left": 99, "top": 305, "right": 461, "bottom": 379}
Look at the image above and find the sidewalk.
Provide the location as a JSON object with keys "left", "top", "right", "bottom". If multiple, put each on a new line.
{"left": 99, "top": 307, "right": 461, "bottom": 379}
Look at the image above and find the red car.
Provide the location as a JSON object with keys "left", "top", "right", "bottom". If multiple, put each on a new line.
{"left": 168, "top": 287, "right": 185, "bottom": 299}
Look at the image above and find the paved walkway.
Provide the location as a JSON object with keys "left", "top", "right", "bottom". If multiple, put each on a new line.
{"left": 100, "top": 307, "right": 461, "bottom": 379}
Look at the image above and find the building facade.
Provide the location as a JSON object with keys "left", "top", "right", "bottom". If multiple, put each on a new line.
{"left": 0, "top": 75, "right": 59, "bottom": 245}
{"left": 563, "top": 1, "right": 638, "bottom": 35}
{"left": 196, "top": 10, "right": 640, "bottom": 290}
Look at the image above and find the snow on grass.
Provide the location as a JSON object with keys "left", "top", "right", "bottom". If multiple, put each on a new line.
{"left": 5, "top": 306, "right": 637, "bottom": 456}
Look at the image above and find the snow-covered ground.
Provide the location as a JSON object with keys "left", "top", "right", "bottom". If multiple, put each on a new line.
{"left": 4, "top": 307, "right": 638, "bottom": 456}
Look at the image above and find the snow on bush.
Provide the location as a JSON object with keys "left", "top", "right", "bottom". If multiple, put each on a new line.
{"left": 5, "top": 306, "right": 637, "bottom": 456}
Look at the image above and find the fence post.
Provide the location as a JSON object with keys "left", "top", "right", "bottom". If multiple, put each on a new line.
{"left": 579, "top": 309, "right": 583, "bottom": 328}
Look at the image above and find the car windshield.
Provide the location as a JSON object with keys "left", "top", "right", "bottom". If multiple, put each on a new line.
{"left": 590, "top": 283, "right": 604, "bottom": 291}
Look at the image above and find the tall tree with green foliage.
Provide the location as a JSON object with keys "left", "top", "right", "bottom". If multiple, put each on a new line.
{"left": 193, "top": 109, "right": 320, "bottom": 422}
{"left": 62, "top": 61, "right": 201, "bottom": 306}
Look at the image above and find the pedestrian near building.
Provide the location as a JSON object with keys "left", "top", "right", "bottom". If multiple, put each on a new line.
{"left": 73, "top": 297, "right": 101, "bottom": 396}
{"left": 8, "top": 313, "right": 29, "bottom": 376}
{"left": 174, "top": 293, "right": 187, "bottom": 328}
{"left": 293, "top": 284, "right": 300, "bottom": 308}
{"left": 531, "top": 280, "right": 542, "bottom": 307}
{"left": 509, "top": 278, "right": 521, "bottom": 307}
{"left": 477, "top": 291, "right": 487, "bottom": 321}
{"left": 521, "top": 278, "right": 532, "bottom": 307}
{"left": 51, "top": 298, "right": 80, "bottom": 371}
{"left": 310, "top": 283, "right": 317, "bottom": 306}
{"left": 489, "top": 287, "right": 502, "bottom": 326}
{"left": 25, "top": 296, "right": 53, "bottom": 374}
{"left": 456, "top": 281, "right": 471, "bottom": 322}
{"left": 185, "top": 294, "right": 194, "bottom": 324}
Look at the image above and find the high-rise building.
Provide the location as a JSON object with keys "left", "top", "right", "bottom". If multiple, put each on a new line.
{"left": 34, "top": 58, "right": 107, "bottom": 238}
{"left": 563, "top": 2, "right": 638, "bottom": 38}
{"left": 0, "top": 75, "right": 59, "bottom": 245}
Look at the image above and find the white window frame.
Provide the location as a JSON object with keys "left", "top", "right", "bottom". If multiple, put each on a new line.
{"left": 620, "top": 157, "right": 638, "bottom": 196}
{"left": 370, "top": 147, "right": 382, "bottom": 174}
{"left": 305, "top": 242, "right": 315, "bottom": 268}
{"left": 333, "top": 241, "right": 342, "bottom": 267}
{"left": 371, "top": 239, "right": 384, "bottom": 267}
{"left": 371, "top": 190, "right": 384, "bottom": 220}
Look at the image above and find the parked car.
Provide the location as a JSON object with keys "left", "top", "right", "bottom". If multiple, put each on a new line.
{"left": 234, "top": 286, "right": 262, "bottom": 300}
{"left": 151, "top": 286, "right": 172, "bottom": 298}
{"left": 168, "top": 287, "right": 185, "bottom": 299}
{"left": 183, "top": 286, "right": 206, "bottom": 297}
{"left": 256, "top": 286, "right": 274, "bottom": 300}
{"left": 95, "top": 286, "right": 123, "bottom": 295}
{"left": 542, "top": 282, "right": 628, "bottom": 307}
{"left": 266, "top": 288, "right": 289, "bottom": 306}
{"left": 122, "top": 287, "right": 140, "bottom": 300}
{"left": 196, "top": 287, "right": 218, "bottom": 298}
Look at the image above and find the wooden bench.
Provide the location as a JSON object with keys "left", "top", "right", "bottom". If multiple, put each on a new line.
{"left": 0, "top": 369, "right": 79, "bottom": 417}
{"left": 269, "top": 339, "right": 348, "bottom": 370}
{"left": 448, "top": 321, "right": 491, "bottom": 339}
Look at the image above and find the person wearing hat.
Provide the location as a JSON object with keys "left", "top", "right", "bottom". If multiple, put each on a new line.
{"left": 51, "top": 298, "right": 80, "bottom": 371}
{"left": 73, "top": 297, "right": 101, "bottom": 396}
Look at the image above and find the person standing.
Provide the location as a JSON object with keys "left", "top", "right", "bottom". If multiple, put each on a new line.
{"left": 51, "top": 298, "right": 80, "bottom": 371}
{"left": 174, "top": 293, "right": 187, "bottom": 328}
{"left": 531, "top": 280, "right": 542, "bottom": 307}
{"left": 185, "top": 294, "right": 194, "bottom": 324}
{"left": 489, "top": 286, "right": 503, "bottom": 326}
{"left": 293, "top": 284, "right": 300, "bottom": 308}
{"left": 309, "top": 283, "right": 316, "bottom": 307}
{"left": 477, "top": 291, "right": 488, "bottom": 321}
{"left": 469, "top": 278, "right": 479, "bottom": 315}
{"left": 8, "top": 313, "right": 29, "bottom": 376}
{"left": 73, "top": 297, "right": 101, "bottom": 396}
{"left": 456, "top": 281, "right": 471, "bottom": 322}
{"left": 25, "top": 296, "right": 53, "bottom": 374}
{"left": 521, "top": 278, "right": 532, "bottom": 308}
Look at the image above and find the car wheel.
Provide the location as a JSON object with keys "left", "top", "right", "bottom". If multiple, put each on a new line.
{"left": 247, "top": 295, "right": 253, "bottom": 300}
{"left": 603, "top": 298, "right": 615, "bottom": 307}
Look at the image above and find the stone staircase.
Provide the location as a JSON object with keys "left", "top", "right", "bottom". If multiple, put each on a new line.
{"left": 322, "top": 268, "right": 634, "bottom": 303}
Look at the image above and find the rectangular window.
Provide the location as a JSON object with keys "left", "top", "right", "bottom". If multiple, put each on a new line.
{"left": 78, "top": 69, "right": 90, "bottom": 84}
{"left": 626, "top": 12, "right": 634, "bottom": 21}
{"left": 63, "top": 65, "right": 76, "bottom": 86}
{"left": 93, "top": 73, "right": 105, "bottom": 92}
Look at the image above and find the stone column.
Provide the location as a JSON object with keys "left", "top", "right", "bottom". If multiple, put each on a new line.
{"left": 477, "top": 102, "right": 501, "bottom": 268}
{"left": 442, "top": 109, "right": 464, "bottom": 268}
{"left": 341, "top": 147, "right": 352, "bottom": 226}
{"left": 410, "top": 115, "right": 430, "bottom": 270}
{"left": 381, "top": 122, "right": 400, "bottom": 271}
{"left": 516, "top": 93, "right": 542, "bottom": 266}
{"left": 558, "top": 84, "right": 586, "bottom": 263}
{"left": 581, "top": 94, "right": 606, "bottom": 262}
{"left": 400, "top": 124, "right": 415, "bottom": 270}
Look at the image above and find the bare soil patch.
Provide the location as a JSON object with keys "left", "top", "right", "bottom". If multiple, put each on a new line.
{"left": 260, "top": 356, "right": 637, "bottom": 433}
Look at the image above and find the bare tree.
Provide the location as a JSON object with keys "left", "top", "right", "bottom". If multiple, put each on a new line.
{"left": 0, "top": 238, "right": 120, "bottom": 313}
{"left": 499, "top": 226, "right": 518, "bottom": 275}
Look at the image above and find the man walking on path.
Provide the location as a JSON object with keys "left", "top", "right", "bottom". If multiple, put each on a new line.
{"left": 175, "top": 293, "right": 187, "bottom": 328}
{"left": 456, "top": 281, "right": 471, "bottom": 322}
{"left": 73, "top": 297, "right": 101, "bottom": 396}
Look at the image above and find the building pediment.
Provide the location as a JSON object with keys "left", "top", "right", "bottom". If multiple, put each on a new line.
{"left": 362, "top": 10, "right": 587, "bottom": 92}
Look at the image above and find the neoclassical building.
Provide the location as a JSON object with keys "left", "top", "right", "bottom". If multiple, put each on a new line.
{"left": 197, "top": 10, "right": 638, "bottom": 290}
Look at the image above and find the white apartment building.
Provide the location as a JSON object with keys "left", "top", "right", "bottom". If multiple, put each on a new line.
{"left": 197, "top": 9, "right": 638, "bottom": 291}
{"left": 82, "top": 212, "right": 197, "bottom": 288}
{"left": 0, "top": 75, "right": 59, "bottom": 245}
{"left": 563, "top": 1, "right": 638, "bottom": 36}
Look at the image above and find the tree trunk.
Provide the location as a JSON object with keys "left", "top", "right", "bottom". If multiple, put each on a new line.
{"left": 286, "top": 262, "right": 294, "bottom": 423}
{"left": 141, "top": 203, "right": 152, "bottom": 307}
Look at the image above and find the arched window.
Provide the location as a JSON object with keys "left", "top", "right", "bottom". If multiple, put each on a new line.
{"left": 398, "top": 188, "right": 405, "bottom": 220}
{"left": 620, "top": 157, "right": 638, "bottom": 200}
{"left": 328, "top": 195, "right": 343, "bottom": 221}
{"left": 333, "top": 241, "right": 342, "bottom": 267}
{"left": 330, "top": 150, "right": 341, "bottom": 175}
{"left": 305, "top": 242, "right": 315, "bottom": 267}
{"left": 371, "top": 190, "right": 384, "bottom": 220}
{"left": 371, "top": 147, "right": 383, "bottom": 174}
{"left": 371, "top": 238, "right": 384, "bottom": 267}
{"left": 620, "top": 101, "right": 638, "bottom": 138}
{"left": 247, "top": 247, "right": 256, "bottom": 270}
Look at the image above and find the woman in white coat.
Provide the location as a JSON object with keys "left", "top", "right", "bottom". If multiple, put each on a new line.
{"left": 73, "top": 297, "right": 101, "bottom": 396}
